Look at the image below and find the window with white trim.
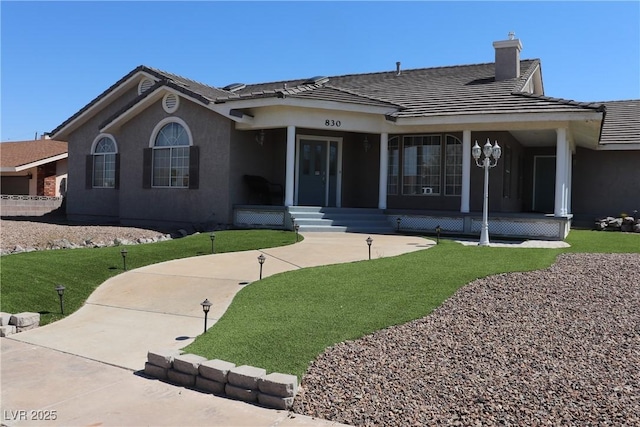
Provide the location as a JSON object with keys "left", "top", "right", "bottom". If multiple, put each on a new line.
{"left": 92, "top": 137, "right": 117, "bottom": 188}
{"left": 402, "top": 135, "right": 441, "bottom": 195}
{"left": 152, "top": 122, "right": 190, "bottom": 187}
{"left": 444, "top": 135, "right": 462, "bottom": 196}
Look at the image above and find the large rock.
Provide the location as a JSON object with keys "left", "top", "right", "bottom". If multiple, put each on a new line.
{"left": 227, "top": 365, "right": 266, "bottom": 390}
{"left": 258, "top": 372, "right": 298, "bottom": 397}
{"left": 147, "top": 349, "right": 183, "bottom": 369}
{"left": 199, "top": 359, "right": 236, "bottom": 383}
{"left": 0, "top": 325, "right": 16, "bottom": 337}
{"left": 173, "top": 354, "right": 208, "bottom": 375}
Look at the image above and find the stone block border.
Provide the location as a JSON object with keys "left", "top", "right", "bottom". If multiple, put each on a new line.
{"left": 144, "top": 349, "right": 298, "bottom": 410}
{"left": 0, "top": 312, "right": 40, "bottom": 337}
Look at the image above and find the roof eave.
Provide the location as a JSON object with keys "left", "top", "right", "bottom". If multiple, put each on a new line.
{"left": 5, "top": 152, "right": 68, "bottom": 172}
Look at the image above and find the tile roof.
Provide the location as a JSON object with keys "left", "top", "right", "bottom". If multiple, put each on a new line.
{"left": 0, "top": 139, "right": 68, "bottom": 168}
{"left": 598, "top": 100, "right": 640, "bottom": 145}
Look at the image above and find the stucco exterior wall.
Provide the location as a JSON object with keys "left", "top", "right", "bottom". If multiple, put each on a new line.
{"left": 66, "top": 86, "right": 140, "bottom": 222}
{"left": 572, "top": 147, "right": 640, "bottom": 221}
{"left": 117, "top": 98, "right": 233, "bottom": 227}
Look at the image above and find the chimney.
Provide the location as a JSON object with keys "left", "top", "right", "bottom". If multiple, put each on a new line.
{"left": 396, "top": 61, "right": 401, "bottom": 76}
{"left": 493, "top": 32, "right": 522, "bottom": 81}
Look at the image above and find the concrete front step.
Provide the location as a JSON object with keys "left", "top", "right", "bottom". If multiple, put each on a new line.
{"left": 288, "top": 206, "right": 394, "bottom": 233}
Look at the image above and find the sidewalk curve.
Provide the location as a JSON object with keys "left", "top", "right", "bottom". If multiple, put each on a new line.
{"left": 2, "top": 232, "right": 432, "bottom": 427}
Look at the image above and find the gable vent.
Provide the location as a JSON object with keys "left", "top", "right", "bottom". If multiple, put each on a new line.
{"left": 304, "top": 76, "right": 329, "bottom": 85}
{"left": 223, "top": 83, "right": 246, "bottom": 92}
{"left": 138, "top": 78, "right": 155, "bottom": 95}
{"left": 162, "top": 93, "right": 179, "bottom": 113}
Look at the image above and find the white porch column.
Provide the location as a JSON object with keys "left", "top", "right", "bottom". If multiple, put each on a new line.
{"left": 554, "top": 128, "right": 568, "bottom": 217}
{"left": 567, "top": 144, "right": 573, "bottom": 214}
{"left": 284, "top": 125, "right": 295, "bottom": 206}
{"left": 378, "top": 133, "right": 389, "bottom": 210}
{"left": 461, "top": 130, "right": 471, "bottom": 213}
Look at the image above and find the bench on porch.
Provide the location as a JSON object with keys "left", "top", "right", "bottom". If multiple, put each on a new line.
{"left": 243, "top": 175, "right": 283, "bottom": 206}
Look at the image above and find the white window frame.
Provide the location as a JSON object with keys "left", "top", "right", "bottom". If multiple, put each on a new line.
{"left": 149, "top": 118, "right": 193, "bottom": 188}
{"left": 387, "top": 136, "right": 400, "bottom": 196}
{"left": 91, "top": 133, "right": 117, "bottom": 188}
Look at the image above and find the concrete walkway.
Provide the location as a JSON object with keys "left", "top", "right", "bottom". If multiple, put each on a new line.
{"left": 1, "top": 232, "right": 433, "bottom": 426}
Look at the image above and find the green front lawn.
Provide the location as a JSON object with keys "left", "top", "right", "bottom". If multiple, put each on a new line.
{"left": 184, "top": 230, "right": 639, "bottom": 378}
{"left": 0, "top": 230, "right": 297, "bottom": 325}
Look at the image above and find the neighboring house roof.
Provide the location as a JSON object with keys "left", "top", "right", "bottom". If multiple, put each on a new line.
{"left": 0, "top": 139, "right": 68, "bottom": 172}
{"left": 598, "top": 100, "right": 640, "bottom": 147}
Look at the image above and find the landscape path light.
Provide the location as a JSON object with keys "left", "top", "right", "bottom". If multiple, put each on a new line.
{"left": 435, "top": 225, "right": 442, "bottom": 245}
{"left": 257, "top": 254, "right": 266, "bottom": 280}
{"left": 396, "top": 217, "right": 401, "bottom": 232}
{"left": 200, "top": 298, "right": 212, "bottom": 333}
{"left": 294, "top": 223, "right": 300, "bottom": 242}
{"left": 472, "top": 138, "right": 501, "bottom": 246}
{"left": 366, "top": 236, "right": 373, "bottom": 260}
{"left": 55, "top": 285, "right": 65, "bottom": 315}
{"left": 120, "top": 248, "right": 128, "bottom": 271}
{"left": 210, "top": 232, "right": 216, "bottom": 254}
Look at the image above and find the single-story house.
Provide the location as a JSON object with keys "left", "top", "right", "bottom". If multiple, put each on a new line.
{"left": 0, "top": 137, "right": 68, "bottom": 197}
{"left": 50, "top": 36, "right": 639, "bottom": 239}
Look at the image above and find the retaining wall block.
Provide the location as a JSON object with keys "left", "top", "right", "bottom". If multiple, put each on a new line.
{"left": 225, "top": 384, "right": 259, "bottom": 403}
{"left": 144, "top": 362, "right": 169, "bottom": 380}
{"left": 0, "top": 312, "right": 11, "bottom": 326}
{"left": 0, "top": 325, "right": 17, "bottom": 337}
{"left": 147, "top": 349, "right": 183, "bottom": 369}
{"left": 258, "top": 372, "right": 298, "bottom": 398}
{"left": 228, "top": 365, "right": 267, "bottom": 390}
{"left": 195, "top": 376, "right": 225, "bottom": 395}
{"left": 199, "top": 359, "right": 236, "bottom": 383}
{"left": 258, "top": 393, "right": 295, "bottom": 410}
{"left": 167, "top": 369, "right": 196, "bottom": 387}
{"left": 10, "top": 312, "right": 40, "bottom": 328}
{"left": 173, "top": 353, "right": 208, "bottom": 375}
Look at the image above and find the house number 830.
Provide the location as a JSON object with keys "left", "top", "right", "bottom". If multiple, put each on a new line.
{"left": 325, "top": 120, "right": 341, "bottom": 127}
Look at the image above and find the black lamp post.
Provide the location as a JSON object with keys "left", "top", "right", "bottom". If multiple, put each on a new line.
{"left": 210, "top": 232, "right": 216, "bottom": 254}
{"left": 435, "top": 225, "right": 442, "bottom": 245}
{"left": 257, "top": 254, "right": 266, "bottom": 280}
{"left": 294, "top": 223, "right": 300, "bottom": 242}
{"left": 120, "top": 248, "right": 128, "bottom": 271}
{"left": 396, "top": 217, "right": 401, "bottom": 232}
{"left": 55, "top": 285, "right": 65, "bottom": 315}
{"left": 200, "top": 298, "right": 212, "bottom": 333}
{"left": 366, "top": 236, "right": 373, "bottom": 260}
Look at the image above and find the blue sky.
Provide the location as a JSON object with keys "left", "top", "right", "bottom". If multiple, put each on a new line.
{"left": 1, "top": 1, "right": 639, "bottom": 142}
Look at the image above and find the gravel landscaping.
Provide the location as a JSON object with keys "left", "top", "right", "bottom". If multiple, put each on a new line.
{"left": 0, "top": 219, "right": 169, "bottom": 254}
{"left": 293, "top": 253, "right": 640, "bottom": 426}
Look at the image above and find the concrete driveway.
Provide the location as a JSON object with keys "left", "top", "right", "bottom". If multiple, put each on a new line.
{"left": 1, "top": 232, "right": 432, "bottom": 426}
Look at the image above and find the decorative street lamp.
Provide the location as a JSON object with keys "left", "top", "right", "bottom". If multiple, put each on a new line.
{"left": 55, "top": 285, "right": 65, "bottom": 315}
{"left": 366, "top": 236, "right": 373, "bottom": 260}
{"left": 257, "top": 254, "right": 266, "bottom": 280}
{"left": 200, "top": 298, "right": 212, "bottom": 333}
{"left": 120, "top": 248, "right": 128, "bottom": 271}
{"left": 209, "top": 232, "right": 216, "bottom": 254}
{"left": 435, "top": 225, "right": 441, "bottom": 245}
{"left": 472, "top": 138, "right": 501, "bottom": 246}
{"left": 396, "top": 217, "right": 401, "bottom": 232}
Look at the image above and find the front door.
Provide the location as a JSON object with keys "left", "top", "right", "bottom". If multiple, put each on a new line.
{"left": 533, "top": 155, "right": 556, "bottom": 213}
{"left": 296, "top": 137, "right": 342, "bottom": 206}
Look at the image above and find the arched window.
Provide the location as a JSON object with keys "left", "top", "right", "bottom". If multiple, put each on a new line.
{"left": 89, "top": 135, "right": 118, "bottom": 188}
{"left": 150, "top": 120, "right": 192, "bottom": 188}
